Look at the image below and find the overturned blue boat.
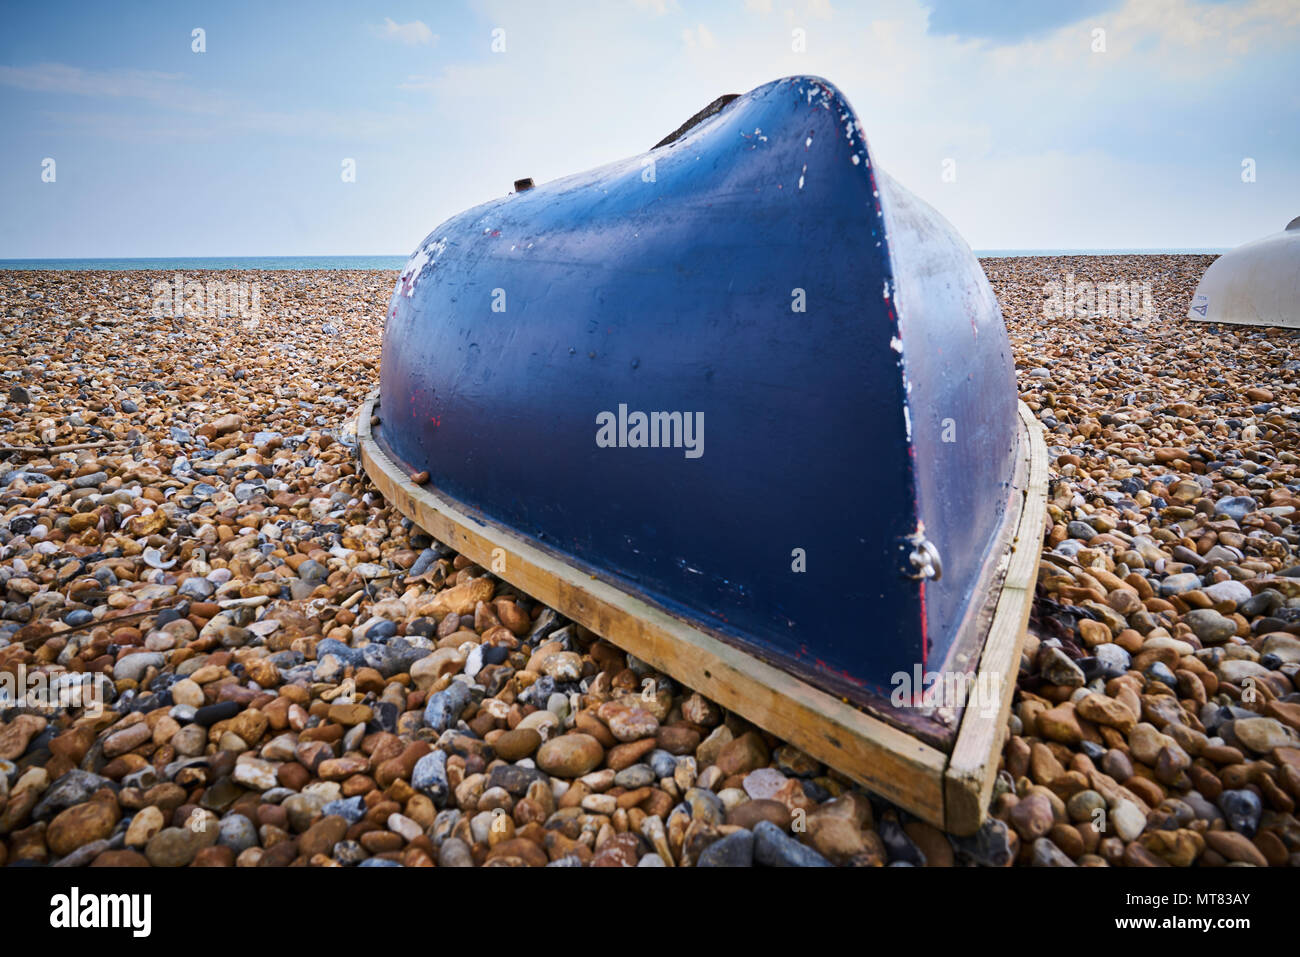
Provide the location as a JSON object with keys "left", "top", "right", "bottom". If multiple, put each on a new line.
{"left": 363, "top": 76, "right": 1047, "bottom": 830}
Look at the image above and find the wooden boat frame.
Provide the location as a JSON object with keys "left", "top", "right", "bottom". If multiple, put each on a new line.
{"left": 356, "top": 389, "right": 1048, "bottom": 835}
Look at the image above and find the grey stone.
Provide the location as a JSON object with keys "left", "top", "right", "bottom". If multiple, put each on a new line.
{"left": 1202, "top": 580, "right": 1252, "bottom": 606}
{"left": 33, "top": 771, "right": 115, "bottom": 822}
{"left": 614, "top": 763, "right": 656, "bottom": 789}
{"left": 879, "top": 816, "right": 926, "bottom": 866}
{"left": 647, "top": 749, "right": 678, "bottom": 779}
{"left": 1182, "top": 608, "right": 1236, "bottom": 644}
{"left": 437, "top": 836, "right": 474, "bottom": 867}
{"left": 952, "top": 818, "right": 1015, "bottom": 867}
{"left": 53, "top": 839, "right": 113, "bottom": 867}
{"left": 698, "top": 828, "right": 755, "bottom": 867}
{"left": 485, "top": 762, "right": 546, "bottom": 798}
{"left": 1159, "top": 572, "right": 1203, "bottom": 597}
{"left": 1218, "top": 788, "right": 1262, "bottom": 837}
{"left": 412, "top": 751, "right": 449, "bottom": 805}
{"left": 113, "top": 652, "right": 166, "bottom": 683}
{"left": 1094, "top": 642, "right": 1132, "bottom": 675}
{"left": 314, "top": 638, "right": 365, "bottom": 668}
{"left": 178, "top": 577, "right": 216, "bottom": 600}
{"left": 409, "top": 548, "right": 438, "bottom": 577}
{"left": 1213, "top": 496, "right": 1256, "bottom": 522}
{"left": 752, "top": 820, "right": 831, "bottom": 867}
{"left": 320, "top": 795, "right": 366, "bottom": 824}
{"left": 217, "top": 813, "right": 258, "bottom": 853}
{"left": 1031, "top": 837, "right": 1077, "bottom": 866}
{"left": 297, "top": 560, "right": 328, "bottom": 583}
{"left": 365, "top": 637, "right": 428, "bottom": 677}
{"left": 424, "top": 681, "right": 473, "bottom": 732}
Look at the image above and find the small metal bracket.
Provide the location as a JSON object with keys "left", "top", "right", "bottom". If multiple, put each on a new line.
{"left": 905, "top": 533, "right": 943, "bottom": 581}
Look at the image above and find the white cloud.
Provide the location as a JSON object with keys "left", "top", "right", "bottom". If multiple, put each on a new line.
{"left": 1108, "top": 0, "right": 1300, "bottom": 56}
{"left": 682, "top": 24, "right": 717, "bottom": 50}
{"left": 0, "top": 62, "right": 176, "bottom": 96}
{"left": 397, "top": 75, "right": 439, "bottom": 91}
{"left": 0, "top": 62, "right": 411, "bottom": 141}
{"left": 742, "top": 0, "right": 832, "bottom": 21}
{"left": 0, "top": 63, "right": 235, "bottom": 114}
{"left": 631, "top": 0, "right": 679, "bottom": 14}
{"left": 313, "top": 0, "right": 1300, "bottom": 248}
{"left": 807, "top": 0, "right": 835, "bottom": 20}
{"left": 981, "top": 0, "right": 1300, "bottom": 70}
{"left": 371, "top": 17, "right": 437, "bottom": 46}
{"left": 8, "top": 0, "right": 1297, "bottom": 253}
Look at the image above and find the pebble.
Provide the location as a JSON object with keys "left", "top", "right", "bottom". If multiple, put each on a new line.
{"left": 697, "top": 828, "right": 755, "bottom": 867}
{"left": 321, "top": 796, "right": 366, "bottom": 824}
{"left": 125, "top": 806, "right": 164, "bottom": 848}
{"left": 1202, "top": 579, "right": 1252, "bottom": 606}
{"left": 1, "top": 262, "right": 1294, "bottom": 871}
{"left": 299, "top": 815, "right": 348, "bottom": 857}
{"left": 742, "top": 767, "right": 789, "bottom": 800}
{"left": 1218, "top": 789, "right": 1263, "bottom": 837}
{"left": 1031, "top": 838, "right": 1077, "bottom": 867}
{"left": 1182, "top": 608, "right": 1236, "bottom": 644}
{"left": 217, "top": 814, "right": 258, "bottom": 853}
{"left": 32, "top": 770, "right": 109, "bottom": 820}
{"left": 492, "top": 728, "right": 542, "bottom": 761}
{"left": 1111, "top": 800, "right": 1147, "bottom": 842}
{"left": 232, "top": 758, "right": 278, "bottom": 791}
{"left": 411, "top": 751, "right": 449, "bottom": 804}
{"left": 423, "top": 682, "right": 473, "bottom": 732}
{"left": 113, "top": 652, "right": 165, "bottom": 683}
{"left": 1159, "top": 572, "right": 1202, "bottom": 597}
{"left": 145, "top": 823, "right": 215, "bottom": 868}
{"left": 952, "top": 818, "right": 1015, "bottom": 867}
{"left": 536, "top": 734, "right": 604, "bottom": 778}
{"left": 879, "top": 815, "right": 927, "bottom": 866}
{"left": 998, "top": 255, "right": 1300, "bottom": 869}
{"left": 47, "top": 800, "right": 119, "bottom": 857}
{"left": 752, "top": 820, "right": 832, "bottom": 867}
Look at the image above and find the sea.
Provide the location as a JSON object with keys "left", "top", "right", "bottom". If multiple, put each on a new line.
{"left": 0, "top": 250, "right": 1226, "bottom": 270}
{"left": 0, "top": 256, "right": 410, "bottom": 271}
{"left": 978, "top": 248, "right": 1225, "bottom": 258}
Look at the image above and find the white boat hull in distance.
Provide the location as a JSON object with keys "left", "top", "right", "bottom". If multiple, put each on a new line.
{"left": 1188, "top": 219, "right": 1300, "bottom": 328}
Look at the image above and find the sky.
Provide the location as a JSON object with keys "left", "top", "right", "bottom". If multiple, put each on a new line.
{"left": 1, "top": 0, "right": 1297, "bottom": 257}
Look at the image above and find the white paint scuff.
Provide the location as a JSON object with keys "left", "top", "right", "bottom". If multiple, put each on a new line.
{"left": 399, "top": 236, "right": 448, "bottom": 298}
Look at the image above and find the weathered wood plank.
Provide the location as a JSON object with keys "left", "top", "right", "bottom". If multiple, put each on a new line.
{"left": 357, "top": 389, "right": 951, "bottom": 826}
{"left": 944, "top": 401, "right": 1049, "bottom": 833}
{"left": 357, "top": 391, "right": 1047, "bottom": 834}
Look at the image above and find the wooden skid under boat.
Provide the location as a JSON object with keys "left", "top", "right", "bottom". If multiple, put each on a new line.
{"left": 359, "top": 76, "right": 1050, "bottom": 833}
{"left": 358, "top": 393, "right": 1044, "bottom": 834}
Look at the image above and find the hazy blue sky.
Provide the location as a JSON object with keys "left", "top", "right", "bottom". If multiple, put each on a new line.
{"left": 1, "top": 0, "right": 1297, "bottom": 257}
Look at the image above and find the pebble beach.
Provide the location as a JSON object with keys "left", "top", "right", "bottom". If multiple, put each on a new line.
{"left": 1, "top": 255, "right": 1297, "bottom": 868}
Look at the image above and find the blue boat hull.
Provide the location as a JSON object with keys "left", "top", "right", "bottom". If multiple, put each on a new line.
{"left": 376, "top": 76, "right": 1020, "bottom": 714}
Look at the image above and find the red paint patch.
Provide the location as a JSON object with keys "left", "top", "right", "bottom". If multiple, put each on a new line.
{"left": 812, "top": 658, "right": 868, "bottom": 687}
{"left": 919, "top": 579, "right": 928, "bottom": 672}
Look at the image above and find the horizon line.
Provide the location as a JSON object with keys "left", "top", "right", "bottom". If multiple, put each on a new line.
{"left": 0, "top": 247, "right": 1230, "bottom": 261}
